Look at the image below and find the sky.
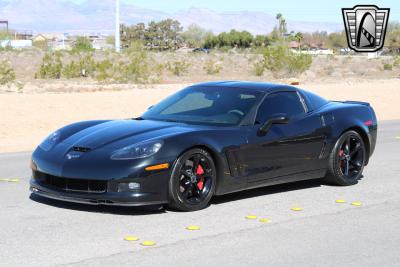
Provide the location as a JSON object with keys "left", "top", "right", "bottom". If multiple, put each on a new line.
{"left": 68, "top": 0, "right": 400, "bottom": 23}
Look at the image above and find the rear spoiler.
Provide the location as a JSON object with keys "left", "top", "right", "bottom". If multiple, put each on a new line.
{"left": 331, "top": 100, "right": 370, "bottom": 106}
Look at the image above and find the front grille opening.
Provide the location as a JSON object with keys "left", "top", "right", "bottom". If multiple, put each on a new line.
{"left": 33, "top": 171, "right": 107, "bottom": 193}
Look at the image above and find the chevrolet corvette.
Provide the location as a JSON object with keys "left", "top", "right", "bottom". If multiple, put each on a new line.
{"left": 30, "top": 81, "right": 377, "bottom": 211}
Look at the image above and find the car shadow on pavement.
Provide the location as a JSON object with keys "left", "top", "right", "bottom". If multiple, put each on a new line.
{"left": 29, "top": 193, "right": 165, "bottom": 215}
{"left": 211, "top": 178, "right": 324, "bottom": 205}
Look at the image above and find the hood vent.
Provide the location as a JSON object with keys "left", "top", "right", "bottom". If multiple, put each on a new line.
{"left": 72, "top": 146, "right": 91, "bottom": 152}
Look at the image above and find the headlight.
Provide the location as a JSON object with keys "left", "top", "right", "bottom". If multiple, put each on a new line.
{"left": 39, "top": 131, "right": 61, "bottom": 151}
{"left": 110, "top": 140, "right": 163, "bottom": 160}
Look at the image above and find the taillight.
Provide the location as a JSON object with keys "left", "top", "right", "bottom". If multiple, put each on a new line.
{"left": 364, "top": 120, "right": 373, "bottom": 126}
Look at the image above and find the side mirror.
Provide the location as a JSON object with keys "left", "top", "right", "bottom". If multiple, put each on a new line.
{"left": 258, "top": 114, "right": 289, "bottom": 135}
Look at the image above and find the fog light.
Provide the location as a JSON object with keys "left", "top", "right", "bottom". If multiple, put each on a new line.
{"left": 118, "top": 182, "right": 140, "bottom": 192}
{"left": 128, "top": 182, "right": 140, "bottom": 190}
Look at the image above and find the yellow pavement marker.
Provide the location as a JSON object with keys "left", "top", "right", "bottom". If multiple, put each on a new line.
{"left": 245, "top": 215, "right": 258, "bottom": 220}
{"left": 0, "top": 178, "right": 9, "bottom": 182}
{"left": 351, "top": 201, "right": 362, "bottom": 206}
{"left": 124, "top": 236, "right": 139, "bottom": 241}
{"left": 291, "top": 207, "right": 303, "bottom": 211}
{"left": 186, "top": 225, "right": 200, "bottom": 231}
{"left": 395, "top": 136, "right": 400, "bottom": 139}
{"left": 140, "top": 241, "right": 156, "bottom": 246}
{"left": 8, "top": 178, "right": 20, "bottom": 182}
{"left": 259, "top": 218, "right": 271, "bottom": 223}
{"left": 335, "top": 199, "right": 346, "bottom": 203}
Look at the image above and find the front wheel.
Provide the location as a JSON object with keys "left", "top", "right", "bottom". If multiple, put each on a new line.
{"left": 168, "top": 148, "right": 216, "bottom": 211}
{"left": 324, "top": 130, "right": 367, "bottom": 186}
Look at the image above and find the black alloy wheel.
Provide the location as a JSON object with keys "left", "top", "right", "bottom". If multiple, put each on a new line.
{"left": 325, "top": 130, "right": 366, "bottom": 186}
{"left": 168, "top": 148, "right": 216, "bottom": 211}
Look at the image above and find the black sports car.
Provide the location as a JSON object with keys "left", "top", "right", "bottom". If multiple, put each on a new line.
{"left": 30, "top": 81, "right": 377, "bottom": 211}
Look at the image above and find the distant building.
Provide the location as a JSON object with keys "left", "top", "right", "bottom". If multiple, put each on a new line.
{"left": 0, "top": 39, "right": 32, "bottom": 48}
{"left": 92, "top": 37, "right": 113, "bottom": 50}
{"left": 32, "top": 34, "right": 47, "bottom": 43}
{"left": 288, "top": 41, "right": 300, "bottom": 49}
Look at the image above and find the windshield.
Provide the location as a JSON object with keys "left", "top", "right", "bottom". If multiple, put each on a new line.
{"left": 142, "top": 86, "right": 263, "bottom": 125}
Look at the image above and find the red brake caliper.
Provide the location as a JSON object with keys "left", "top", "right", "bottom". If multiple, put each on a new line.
{"left": 339, "top": 150, "right": 344, "bottom": 167}
{"left": 195, "top": 164, "right": 205, "bottom": 190}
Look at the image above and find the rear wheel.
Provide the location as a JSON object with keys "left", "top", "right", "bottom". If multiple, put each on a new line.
{"left": 168, "top": 148, "right": 216, "bottom": 211}
{"left": 324, "top": 130, "right": 366, "bottom": 186}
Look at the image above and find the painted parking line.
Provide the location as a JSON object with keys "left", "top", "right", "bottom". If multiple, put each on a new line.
{"left": 124, "top": 236, "right": 139, "bottom": 241}
{"left": 0, "top": 178, "right": 20, "bottom": 182}
{"left": 351, "top": 201, "right": 362, "bottom": 206}
{"left": 291, "top": 207, "right": 303, "bottom": 211}
{"left": 140, "top": 241, "right": 156, "bottom": 246}
{"left": 186, "top": 225, "right": 200, "bottom": 231}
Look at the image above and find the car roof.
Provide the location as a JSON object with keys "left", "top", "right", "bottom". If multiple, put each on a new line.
{"left": 190, "top": 81, "right": 299, "bottom": 93}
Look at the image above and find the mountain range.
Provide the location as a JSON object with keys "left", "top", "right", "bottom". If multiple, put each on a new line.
{"left": 0, "top": 0, "right": 343, "bottom": 34}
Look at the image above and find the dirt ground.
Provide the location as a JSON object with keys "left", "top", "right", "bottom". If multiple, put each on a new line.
{"left": 0, "top": 79, "right": 399, "bottom": 153}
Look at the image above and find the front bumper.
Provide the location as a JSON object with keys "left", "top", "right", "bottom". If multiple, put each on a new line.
{"left": 30, "top": 179, "right": 168, "bottom": 206}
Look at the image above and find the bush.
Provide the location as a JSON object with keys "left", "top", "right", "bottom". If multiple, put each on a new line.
{"left": 393, "top": 56, "right": 400, "bottom": 67}
{"left": 72, "top": 37, "right": 94, "bottom": 53}
{"left": 78, "top": 53, "right": 96, "bottom": 77}
{"left": 383, "top": 63, "right": 393, "bottom": 71}
{"left": 95, "top": 59, "right": 114, "bottom": 82}
{"left": 113, "top": 44, "right": 152, "bottom": 83}
{"left": 203, "top": 59, "right": 222, "bottom": 75}
{"left": 166, "top": 60, "right": 190, "bottom": 76}
{"left": 37, "top": 52, "right": 63, "bottom": 79}
{"left": 261, "top": 45, "right": 312, "bottom": 77}
{"left": 62, "top": 60, "right": 80, "bottom": 78}
{"left": 253, "top": 60, "right": 265, "bottom": 76}
{"left": 0, "top": 60, "right": 16, "bottom": 85}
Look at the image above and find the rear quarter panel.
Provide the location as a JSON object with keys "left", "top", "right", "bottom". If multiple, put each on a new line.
{"left": 319, "top": 101, "right": 377, "bottom": 163}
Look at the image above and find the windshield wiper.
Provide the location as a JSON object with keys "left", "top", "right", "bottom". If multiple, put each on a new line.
{"left": 133, "top": 117, "right": 144, "bottom": 120}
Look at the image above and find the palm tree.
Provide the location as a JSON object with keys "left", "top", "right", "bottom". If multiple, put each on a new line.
{"left": 276, "top": 13, "right": 282, "bottom": 38}
{"left": 294, "top": 32, "right": 304, "bottom": 51}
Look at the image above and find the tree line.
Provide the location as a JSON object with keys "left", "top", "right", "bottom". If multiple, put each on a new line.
{"left": 118, "top": 14, "right": 400, "bottom": 53}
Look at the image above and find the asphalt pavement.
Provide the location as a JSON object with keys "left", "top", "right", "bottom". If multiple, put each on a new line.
{"left": 1, "top": 121, "right": 400, "bottom": 267}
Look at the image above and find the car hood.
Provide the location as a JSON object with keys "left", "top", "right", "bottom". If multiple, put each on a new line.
{"left": 61, "top": 119, "right": 194, "bottom": 150}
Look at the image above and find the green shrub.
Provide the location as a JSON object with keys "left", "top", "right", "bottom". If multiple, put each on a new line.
{"left": 203, "top": 59, "right": 222, "bottom": 75}
{"left": 37, "top": 52, "right": 63, "bottom": 79}
{"left": 393, "top": 56, "right": 400, "bottom": 67}
{"left": 61, "top": 53, "right": 96, "bottom": 79}
{"left": 72, "top": 37, "right": 94, "bottom": 53}
{"left": 253, "top": 60, "right": 265, "bottom": 76}
{"left": 383, "top": 63, "right": 393, "bottom": 71}
{"left": 62, "top": 60, "right": 80, "bottom": 78}
{"left": 78, "top": 53, "right": 96, "bottom": 77}
{"left": 95, "top": 59, "right": 114, "bottom": 82}
{"left": 166, "top": 60, "right": 190, "bottom": 76}
{"left": 0, "top": 60, "right": 16, "bottom": 85}
{"left": 261, "top": 45, "right": 312, "bottom": 77}
{"left": 113, "top": 47, "right": 151, "bottom": 83}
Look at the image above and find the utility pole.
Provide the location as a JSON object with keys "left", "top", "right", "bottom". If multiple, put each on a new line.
{"left": 115, "top": 0, "right": 121, "bottom": 52}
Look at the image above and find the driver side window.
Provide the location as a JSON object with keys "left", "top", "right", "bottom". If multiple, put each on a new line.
{"left": 255, "top": 91, "right": 305, "bottom": 124}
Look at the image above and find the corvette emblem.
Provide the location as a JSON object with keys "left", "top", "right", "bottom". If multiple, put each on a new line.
{"left": 66, "top": 152, "right": 82, "bottom": 160}
{"left": 342, "top": 5, "right": 390, "bottom": 52}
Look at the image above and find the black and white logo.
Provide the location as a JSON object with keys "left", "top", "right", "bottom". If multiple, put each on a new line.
{"left": 342, "top": 5, "right": 390, "bottom": 52}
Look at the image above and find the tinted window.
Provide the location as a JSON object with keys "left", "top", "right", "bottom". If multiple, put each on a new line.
{"left": 142, "top": 86, "right": 262, "bottom": 125}
{"left": 256, "top": 91, "right": 305, "bottom": 123}
{"left": 304, "top": 91, "right": 328, "bottom": 110}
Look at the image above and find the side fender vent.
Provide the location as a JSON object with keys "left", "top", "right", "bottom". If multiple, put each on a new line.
{"left": 72, "top": 146, "right": 91, "bottom": 152}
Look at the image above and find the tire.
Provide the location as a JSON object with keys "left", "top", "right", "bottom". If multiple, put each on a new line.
{"left": 168, "top": 148, "right": 216, "bottom": 211}
{"left": 324, "top": 130, "right": 367, "bottom": 186}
